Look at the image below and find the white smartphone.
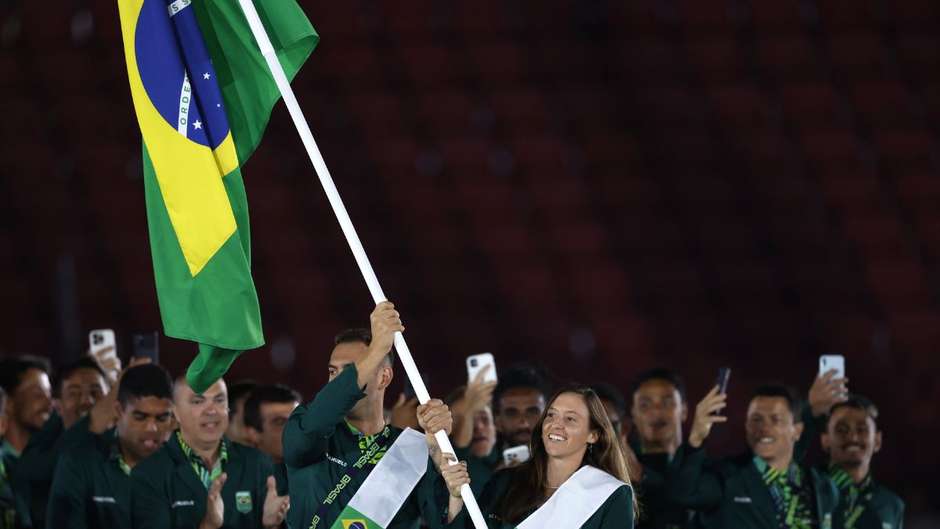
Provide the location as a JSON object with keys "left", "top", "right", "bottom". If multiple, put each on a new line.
{"left": 466, "top": 353, "right": 497, "bottom": 384}
{"left": 819, "top": 354, "right": 846, "bottom": 379}
{"left": 502, "top": 445, "right": 530, "bottom": 467}
{"left": 89, "top": 329, "right": 117, "bottom": 361}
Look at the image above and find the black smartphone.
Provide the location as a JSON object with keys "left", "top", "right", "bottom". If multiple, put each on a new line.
{"left": 132, "top": 332, "right": 160, "bottom": 364}
{"left": 716, "top": 367, "right": 731, "bottom": 395}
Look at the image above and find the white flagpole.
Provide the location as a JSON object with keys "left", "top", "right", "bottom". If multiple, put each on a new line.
{"left": 234, "top": 1, "right": 488, "bottom": 527}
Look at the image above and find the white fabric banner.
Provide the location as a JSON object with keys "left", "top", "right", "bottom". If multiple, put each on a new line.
{"left": 518, "top": 466, "right": 628, "bottom": 529}
{"left": 345, "top": 428, "right": 429, "bottom": 527}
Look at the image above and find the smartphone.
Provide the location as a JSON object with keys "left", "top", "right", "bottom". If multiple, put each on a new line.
{"left": 716, "top": 367, "right": 731, "bottom": 395}
{"left": 466, "top": 353, "right": 497, "bottom": 384}
{"left": 502, "top": 445, "right": 530, "bottom": 467}
{"left": 89, "top": 329, "right": 117, "bottom": 361}
{"left": 133, "top": 332, "right": 160, "bottom": 364}
{"left": 819, "top": 354, "right": 846, "bottom": 379}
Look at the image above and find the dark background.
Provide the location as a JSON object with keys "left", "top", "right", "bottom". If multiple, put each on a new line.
{"left": 1, "top": 0, "right": 938, "bottom": 524}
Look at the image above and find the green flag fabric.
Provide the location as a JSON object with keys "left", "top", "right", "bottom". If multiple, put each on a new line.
{"left": 118, "top": 0, "right": 318, "bottom": 392}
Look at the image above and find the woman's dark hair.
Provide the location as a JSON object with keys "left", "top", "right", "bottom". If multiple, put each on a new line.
{"left": 494, "top": 386, "right": 635, "bottom": 523}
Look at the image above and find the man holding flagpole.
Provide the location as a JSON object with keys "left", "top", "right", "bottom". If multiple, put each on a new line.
{"left": 283, "top": 302, "right": 453, "bottom": 529}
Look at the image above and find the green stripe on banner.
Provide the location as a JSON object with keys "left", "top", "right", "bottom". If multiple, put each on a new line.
{"left": 330, "top": 505, "right": 382, "bottom": 529}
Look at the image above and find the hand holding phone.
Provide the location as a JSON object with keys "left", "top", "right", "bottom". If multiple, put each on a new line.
{"left": 716, "top": 367, "right": 731, "bottom": 395}
{"left": 689, "top": 385, "right": 728, "bottom": 448}
{"left": 89, "top": 329, "right": 120, "bottom": 384}
{"left": 819, "top": 354, "right": 846, "bottom": 379}
{"left": 810, "top": 354, "right": 849, "bottom": 416}
{"left": 89, "top": 329, "right": 116, "bottom": 359}
{"left": 466, "top": 353, "right": 497, "bottom": 384}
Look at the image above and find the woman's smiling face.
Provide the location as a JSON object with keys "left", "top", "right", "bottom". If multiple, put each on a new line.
{"left": 541, "top": 392, "right": 598, "bottom": 459}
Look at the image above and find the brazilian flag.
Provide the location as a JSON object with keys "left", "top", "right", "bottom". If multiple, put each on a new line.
{"left": 117, "top": 0, "right": 318, "bottom": 392}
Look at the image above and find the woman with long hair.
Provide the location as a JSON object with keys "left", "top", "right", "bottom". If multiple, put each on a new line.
{"left": 441, "top": 386, "right": 636, "bottom": 528}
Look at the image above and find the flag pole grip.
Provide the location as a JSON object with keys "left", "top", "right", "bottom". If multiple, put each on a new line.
{"left": 236, "top": 1, "right": 488, "bottom": 527}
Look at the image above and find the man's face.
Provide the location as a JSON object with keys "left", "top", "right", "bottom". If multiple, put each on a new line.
{"left": 328, "top": 342, "right": 391, "bottom": 417}
{"left": 746, "top": 396, "right": 803, "bottom": 466}
{"left": 495, "top": 388, "right": 546, "bottom": 446}
{"left": 631, "top": 379, "right": 686, "bottom": 450}
{"left": 226, "top": 395, "right": 251, "bottom": 445}
{"left": 822, "top": 406, "right": 880, "bottom": 470}
{"left": 117, "top": 396, "right": 174, "bottom": 463}
{"left": 470, "top": 406, "right": 497, "bottom": 458}
{"left": 11, "top": 368, "right": 53, "bottom": 431}
{"left": 59, "top": 368, "right": 108, "bottom": 427}
{"left": 253, "top": 401, "right": 298, "bottom": 462}
{"left": 174, "top": 379, "right": 228, "bottom": 447}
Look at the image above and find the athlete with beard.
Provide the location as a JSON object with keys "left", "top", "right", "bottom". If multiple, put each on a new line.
{"left": 447, "top": 364, "right": 549, "bottom": 495}
{"left": 628, "top": 369, "right": 696, "bottom": 529}
{"left": 493, "top": 365, "right": 550, "bottom": 452}
{"left": 822, "top": 396, "right": 903, "bottom": 529}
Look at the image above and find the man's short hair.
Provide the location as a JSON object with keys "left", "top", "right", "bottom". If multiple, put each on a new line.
{"left": 227, "top": 380, "right": 258, "bottom": 419}
{"left": 492, "top": 363, "right": 551, "bottom": 414}
{"left": 629, "top": 368, "right": 687, "bottom": 405}
{"left": 0, "top": 386, "right": 6, "bottom": 415}
{"left": 751, "top": 384, "right": 802, "bottom": 421}
{"left": 0, "top": 355, "right": 52, "bottom": 396}
{"left": 243, "top": 384, "right": 301, "bottom": 432}
{"left": 54, "top": 356, "right": 108, "bottom": 397}
{"left": 118, "top": 364, "right": 173, "bottom": 406}
{"left": 827, "top": 395, "right": 879, "bottom": 427}
{"left": 590, "top": 382, "right": 627, "bottom": 418}
{"left": 334, "top": 327, "right": 395, "bottom": 365}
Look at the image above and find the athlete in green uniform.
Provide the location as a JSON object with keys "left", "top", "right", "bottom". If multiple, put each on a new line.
{"left": 822, "top": 396, "right": 904, "bottom": 529}
{"left": 282, "top": 301, "right": 454, "bottom": 529}
{"left": 627, "top": 368, "right": 696, "bottom": 529}
{"left": 46, "top": 363, "right": 175, "bottom": 529}
{"left": 0, "top": 387, "right": 28, "bottom": 529}
{"left": 0, "top": 356, "right": 54, "bottom": 528}
{"left": 446, "top": 373, "right": 498, "bottom": 498}
{"left": 242, "top": 384, "right": 301, "bottom": 496}
{"left": 130, "top": 376, "right": 289, "bottom": 529}
{"left": 441, "top": 386, "right": 636, "bottom": 528}
{"left": 673, "top": 385, "right": 839, "bottom": 529}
